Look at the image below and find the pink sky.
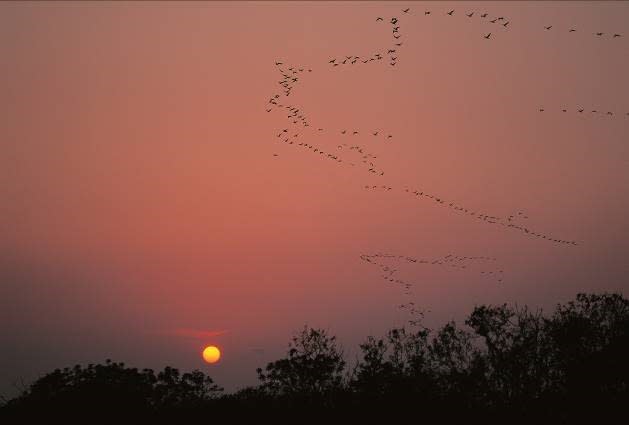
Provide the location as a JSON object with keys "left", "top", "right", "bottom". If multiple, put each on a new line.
{"left": 1, "top": 1, "right": 628, "bottom": 394}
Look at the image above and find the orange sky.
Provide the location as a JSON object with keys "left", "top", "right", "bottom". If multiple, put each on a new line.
{"left": 1, "top": 1, "right": 628, "bottom": 394}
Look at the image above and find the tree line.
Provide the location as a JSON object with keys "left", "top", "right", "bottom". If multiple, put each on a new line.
{"left": 1, "top": 292, "right": 627, "bottom": 424}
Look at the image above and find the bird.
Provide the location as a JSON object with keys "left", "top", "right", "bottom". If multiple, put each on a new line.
{"left": 613, "top": 33, "right": 622, "bottom": 37}
{"left": 373, "top": 131, "right": 379, "bottom": 136}
{"left": 376, "top": 17, "right": 383, "bottom": 21}
{"left": 266, "top": 108, "right": 272, "bottom": 112}
{"left": 481, "top": 13, "right": 488, "bottom": 18}
{"left": 503, "top": 21, "right": 509, "bottom": 27}
{"left": 395, "top": 42, "right": 403, "bottom": 46}
{"left": 329, "top": 59, "right": 336, "bottom": 63}
{"left": 578, "top": 109, "right": 584, "bottom": 113}
{"left": 425, "top": 11, "right": 431, "bottom": 15}
{"left": 393, "top": 34, "right": 401, "bottom": 39}
{"left": 353, "top": 131, "right": 359, "bottom": 135}
{"left": 569, "top": 28, "right": 576, "bottom": 32}
{"left": 275, "top": 61, "right": 283, "bottom": 65}
{"left": 484, "top": 33, "right": 492, "bottom": 39}
{"left": 387, "top": 49, "right": 396, "bottom": 54}
{"left": 447, "top": 10, "right": 454, "bottom": 16}
{"left": 402, "top": 8, "right": 410, "bottom": 13}
{"left": 490, "top": 19, "right": 498, "bottom": 23}
{"left": 545, "top": 25, "right": 552, "bottom": 30}
{"left": 273, "top": 154, "right": 278, "bottom": 156}
{"left": 596, "top": 32, "right": 604, "bottom": 36}
{"left": 341, "top": 130, "right": 347, "bottom": 134}
{"left": 466, "top": 12, "right": 474, "bottom": 17}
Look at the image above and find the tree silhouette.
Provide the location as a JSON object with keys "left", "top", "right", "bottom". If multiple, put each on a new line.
{"left": 2, "top": 292, "right": 627, "bottom": 425}
{"left": 256, "top": 326, "right": 345, "bottom": 398}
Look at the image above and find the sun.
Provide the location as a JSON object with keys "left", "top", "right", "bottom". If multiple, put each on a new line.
{"left": 202, "top": 345, "right": 221, "bottom": 364}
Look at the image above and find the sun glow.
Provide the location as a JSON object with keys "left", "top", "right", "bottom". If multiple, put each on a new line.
{"left": 202, "top": 345, "right": 221, "bottom": 364}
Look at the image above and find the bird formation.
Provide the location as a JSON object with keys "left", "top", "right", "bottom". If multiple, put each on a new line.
{"left": 264, "top": 6, "right": 586, "bottom": 321}
{"left": 273, "top": 62, "right": 312, "bottom": 98}
{"left": 328, "top": 53, "right": 385, "bottom": 68}
{"left": 380, "top": 16, "right": 404, "bottom": 66}
{"left": 427, "top": 8, "right": 512, "bottom": 39}
{"left": 275, "top": 130, "right": 387, "bottom": 176}
{"left": 538, "top": 106, "right": 629, "bottom": 118}
{"left": 360, "top": 252, "right": 504, "bottom": 326}
{"left": 543, "top": 25, "right": 622, "bottom": 39}
{"left": 362, "top": 185, "right": 577, "bottom": 246}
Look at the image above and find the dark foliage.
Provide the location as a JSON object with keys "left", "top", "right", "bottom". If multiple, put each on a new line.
{"left": 1, "top": 292, "right": 627, "bottom": 424}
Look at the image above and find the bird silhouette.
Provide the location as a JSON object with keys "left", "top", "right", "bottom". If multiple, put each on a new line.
{"left": 376, "top": 17, "right": 383, "bottom": 21}
{"left": 596, "top": 32, "right": 604, "bottom": 36}
{"left": 484, "top": 33, "right": 492, "bottom": 39}
{"left": 466, "top": 12, "right": 474, "bottom": 17}
{"left": 402, "top": 8, "right": 410, "bottom": 13}
{"left": 447, "top": 10, "right": 454, "bottom": 16}
{"left": 545, "top": 25, "right": 552, "bottom": 30}
{"left": 481, "top": 13, "right": 488, "bottom": 18}
{"left": 613, "top": 33, "right": 622, "bottom": 37}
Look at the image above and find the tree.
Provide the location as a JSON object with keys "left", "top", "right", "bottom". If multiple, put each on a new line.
{"left": 256, "top": 326, "right": 346, "bottom": 398}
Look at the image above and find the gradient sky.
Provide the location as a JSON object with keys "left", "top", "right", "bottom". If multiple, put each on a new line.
{"left": 1, "top": 1, "right": 628, "bottom": 396}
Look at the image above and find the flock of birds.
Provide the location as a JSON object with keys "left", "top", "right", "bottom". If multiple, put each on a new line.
{"left": 359, "top": 253, "right": 504, "bottom": 325}
{"left": 539, "top": 107, "right": 629, "bottom": 118}
{"left": 263, "top": 6, "right": 624, "bottom": 326}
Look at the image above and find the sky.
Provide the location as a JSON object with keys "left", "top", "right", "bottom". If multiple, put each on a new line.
{"left": 1, "top": 1, "right": 628, "bottom": 396}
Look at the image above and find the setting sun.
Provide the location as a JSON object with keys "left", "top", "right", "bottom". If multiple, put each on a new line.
{"left": 202, "top": 346, "right": 221, "bottom": 364}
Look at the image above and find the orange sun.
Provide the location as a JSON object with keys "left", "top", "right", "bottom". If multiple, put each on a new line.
{"left": 202, "top": 345, "right": 221, "bottom": 364}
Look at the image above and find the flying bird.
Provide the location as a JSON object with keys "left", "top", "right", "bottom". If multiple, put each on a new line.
{"left": 503, "top": 21, "right": 509, "bottom": 27}
{"left": 569, "top": 28, "right": 576, "bottom": 32}
{"left": 376, "top": 17, "right": 383, "bottom": 21}
{"left": 545, "top": 26, "right": 552, "bottom": 30}
{"left": 447, "top": 10, "right": 454, "bottom": 16}
{"left": 466, "top": 12, "right": 474, "bottom": 17}
{"left": 596, "top": 32, "right": 604, "bottom": 36}
{"left": 613, "top": 33, "right": 621, "bottom": 37}
{"left": 484, "top": 33, "right": 492, "bottom": 39}
{"left": 481, "top": 13, "right": 488, "bottom": 18}
{"left": 402, "top": 8, "right": 410, "bottom": 13}
{"left": 425, "top": 11, "right": 431, "bottom": 15}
